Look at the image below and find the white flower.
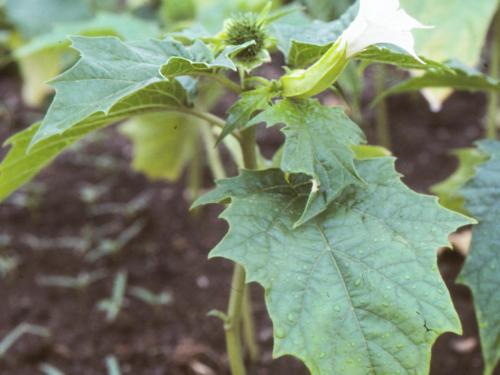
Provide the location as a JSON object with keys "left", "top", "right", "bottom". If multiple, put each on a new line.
{"left": 340, "top": 0, "right": 431, "bottom": 61}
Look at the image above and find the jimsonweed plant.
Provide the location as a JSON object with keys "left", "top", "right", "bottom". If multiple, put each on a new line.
{"left": 1, "top": 0, "right": 500, "bottom": 374}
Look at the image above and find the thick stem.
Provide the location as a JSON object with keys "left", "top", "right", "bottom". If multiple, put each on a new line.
{"left": 487, "top": 12, "right": 500, "bottom": 140}
{"left": 225, "top": 127, "right": 258, "bottom": 375}
{"left": 199, "top": 125, "right": 227, "bottom": 180}
{"left": 242, "top": 287, "right": 259, "bottom": 362}
{"left": 374, "top": 65, "right": 391, "bottom": 149}
{"left": 240, "top": 127, "right": 258, "bottom": 170}
{"left": 225, "top": 264, "right": 247, "bottom": 375}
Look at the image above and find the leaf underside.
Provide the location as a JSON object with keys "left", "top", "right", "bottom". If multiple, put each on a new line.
{"left": 120, "top": 112, "right": 199, "bottom": 181}
{"left": 458, "top": 140, "right": 500, "bottom": 375}
{"left": 196, "top": 159, "right": 471, "bottom": 375}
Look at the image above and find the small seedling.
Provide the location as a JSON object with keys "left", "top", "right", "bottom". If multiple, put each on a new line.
{"left": 105, "top": 355, "right": 122, "bottom": 375}
{"left": 97, "top": 271, "right": 127, "bottom": 323}
{"left": 0, "top": 255, "right": 19, "bottom": 279}
{"left": 0, "top": 323, "right": 50, "bottom": 359}
{"left": 36, "top": 270, "right": 107, "bottom": 289}
{"left": 39, "top": 363, "right": 65, "bottom": 375}
{"left": 89, "top": 192, "right": 153, "bottom": 217}
{"left": 129, "top": 286, "right": 172, "bottom": 307}
{"left": 85, "top": 220, "right": 146, "bottom": 262}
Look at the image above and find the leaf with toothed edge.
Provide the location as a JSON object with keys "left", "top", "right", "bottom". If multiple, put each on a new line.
{"left": 159, "top": 39, "right": 255, "bottom": 77}
{"left": 248, "top": 98, "right": 366, "bottom": 227}
{"left": 30, "top": 36, "right": 247, "bottom": 147}
{"left": 458, "top": 140, "right": 500, "bottom": 375}
{"left": 194, "top": 159, "right": 473, "bottom": 375}
{"left": 218, "top": 86, "right": 274, "bottom": 143}
{"left": 0, "top": 79, "right": 190, "bottom": 202}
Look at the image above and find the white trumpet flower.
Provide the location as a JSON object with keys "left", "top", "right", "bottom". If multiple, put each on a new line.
{"left": 281, "top": 0, "right": 431, "bottom": 97}
{"left": 340, "top": 0, "right": 432, "bottom": 61}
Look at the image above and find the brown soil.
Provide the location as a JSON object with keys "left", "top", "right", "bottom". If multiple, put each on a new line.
{"left": 0, "top": 66, "right": 499, "bottom": 375}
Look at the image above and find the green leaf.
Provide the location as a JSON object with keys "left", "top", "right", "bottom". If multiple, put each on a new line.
{"left": 120, "top": 112, "right": 199, "bottom": 181}
{"left": 15, "top": 13, "right": 161, "bottom": 58}
{"left": 269, "top": 5, "right": 358, "bottom": 68}
{"left": 159, "top": 39, "right": 253, "bottom": 77}
{"left": 400, "top": 0, "right": 499, "bottom": 67}
{"left": 218, "top": 86, "right": 274, "bottom": 142}
{"left": 431, "top": 148, "right": 488, "bottom": 215}
{"left": 352, "top": 145, "right": 391, "bottom": 160}
{"left": 196, "top": 160, "right": 472, "bottom": 375}
{"left": 14, "top": 13, "right": 161, "bottom": 107}
{"left": 0, "top": 80, "right": 189, "bottom": 202}
{"left": 5, "top": 0, "right": 93, "bottom": 38}
{"left": 356, "top": 46, "right": 451, "bottom": 72}
{"left": 17, "top": 50, "right": 61, "bottom": 107}
{"left": 31, "top": 36, "right": 194, "bottom": 146}
{"left": 249, "top": 98, "right": 365, "bottom": 226}
{"left": 458, "top": 140, "right": 500, "bottom": 375}
{"left": 377, "top": 60, "right": 500, "bottom": 102}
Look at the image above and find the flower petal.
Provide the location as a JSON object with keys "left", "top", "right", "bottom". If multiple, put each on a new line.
{"left": 341, "top": 0, "right": 431, "bottom": 62}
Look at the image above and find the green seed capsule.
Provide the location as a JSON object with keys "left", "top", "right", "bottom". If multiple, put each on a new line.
{"left": 224, "top": 13, "right": 268, "bottom": 61}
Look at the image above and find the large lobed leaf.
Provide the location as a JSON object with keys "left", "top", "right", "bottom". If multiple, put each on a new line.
{"left": 195, "top": 159, "right": 472, "bottom": 375}
{"left": 0, "top": 33, "right": 250, "bottom": 201}
{"left": 249, "top": 98, "right": 365, "bottom": 226}
{"left": 377, "top": 60, "right": 500, "bottom": 102}
{"left": 14, "top": 13, "right": 161, "bottom": 107}
{"left": 458, "top": 140, "right": 500, "bottom": 375}
{"left": 31, "top": 36, "right": 194, "bottom": 145}
{"left": 0, "top": 79, "right": 190, "bottom": 202}
{"left": 269, "top": 5, "right": 358, "bottom": 68}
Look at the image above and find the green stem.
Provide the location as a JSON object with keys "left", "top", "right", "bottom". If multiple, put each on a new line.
{"left": 242, "top": 287, "right": 259, "bottom": 363}
{"left": 202, "top": 125, "right": 259, "bottom": 362}
{"left": 487, "top": 12, "right": 500, "bottom": 140}
{"left": 225, "top": 127, "right": 258, "bottom": 375}
{"left": 240, "top": 127, "right": 258, "bottom": 170}
{"left": 171, "top": 107, "right": 242, "bottom": 143}
{"left": 199, "top": 125, "right": 227, "bottom": 180}
{"left": 225, "top": 263, "right": 247, "bottom": 375}
{"left": 374, "top": 65, "right": 391, "bottom": 149}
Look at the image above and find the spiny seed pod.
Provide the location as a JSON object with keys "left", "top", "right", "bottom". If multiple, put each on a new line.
{"left": 224, "top": 13, "right": 268, "bottom": 60}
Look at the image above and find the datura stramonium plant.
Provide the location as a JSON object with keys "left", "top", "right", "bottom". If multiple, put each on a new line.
{"left": 281, "top": 0, "right": 432, "bottom": 97}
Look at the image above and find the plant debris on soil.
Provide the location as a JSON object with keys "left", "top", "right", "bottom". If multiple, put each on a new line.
{"left": 0, "top": 66, "right": 499, "bottom": 375}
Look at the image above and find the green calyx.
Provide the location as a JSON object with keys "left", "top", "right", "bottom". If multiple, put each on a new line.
{"left": 280, "top": 39, "right": 349, "bottom": 98}
{"left": 223, "top": 12, "right": 268, "bottom": 61}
